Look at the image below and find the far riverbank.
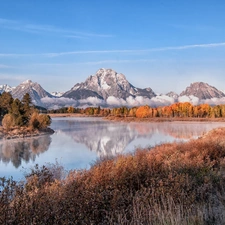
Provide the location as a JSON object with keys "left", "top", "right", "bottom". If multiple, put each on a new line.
{"left": 48, "top": 113, "right": 225, "bottom": 123}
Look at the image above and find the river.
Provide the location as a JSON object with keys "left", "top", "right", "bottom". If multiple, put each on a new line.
{"left": 0, "top": 117, "right": 224, "bottom": 180}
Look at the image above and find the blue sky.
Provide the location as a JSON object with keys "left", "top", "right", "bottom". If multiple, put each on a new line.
{"left": 0, "top": 0, "right": 225, "bottom": 94}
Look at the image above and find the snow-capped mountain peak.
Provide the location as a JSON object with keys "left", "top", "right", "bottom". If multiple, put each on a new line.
{"left": 22, "top": 80, "right": 33, "bottom": 84}
{"left": 180, "top": 82, "right": 225, "bottom": 99}
{"left": 11, "top": 80, "right": 53, "bottom": 106}
{"left": 63, "top": 68, "right": 156, "bottom": 100}
{"left": 0, "top": 84, "right": 14, "bottom": 94}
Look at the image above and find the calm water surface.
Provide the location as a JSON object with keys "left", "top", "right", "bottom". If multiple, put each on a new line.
{"left": 0, "top": 117, "right": 224, "bottom": 180}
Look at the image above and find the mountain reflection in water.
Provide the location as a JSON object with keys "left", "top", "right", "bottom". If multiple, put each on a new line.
{"left": 52, "top": 118, "right": 224, "bottom": 157}
{"left": 0, "top": 135, "right": 51, "bottom": 168}
{"left": 0, "top": 118, "right": 224, "bottom": 175}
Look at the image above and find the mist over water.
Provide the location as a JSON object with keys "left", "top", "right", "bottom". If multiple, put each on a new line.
{"left": 0, "top": 117, "right": 224, "bottom": 180}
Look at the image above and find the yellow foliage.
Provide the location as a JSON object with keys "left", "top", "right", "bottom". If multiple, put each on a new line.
{"left": 136, "top": 105, "right": 151, "bottom": 118}
{"left": 2, "top": 114, "right": 15, "bottom": 131}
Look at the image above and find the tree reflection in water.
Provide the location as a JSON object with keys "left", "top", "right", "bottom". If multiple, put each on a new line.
{"left": 0, "top": 135, "right": 51, "bottom": 168}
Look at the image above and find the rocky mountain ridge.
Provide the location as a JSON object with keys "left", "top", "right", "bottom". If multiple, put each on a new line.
{"left": 11, "top": 80, "right": 52, "bottom": 106}
{"left": 180, "top": 82, "right": 225, "bottom": 99}
{"left": 0, "top": 84, "right": 14, "bottom": 94}
{"left": 63, "top": 68, "right": 156, "bottom": 100}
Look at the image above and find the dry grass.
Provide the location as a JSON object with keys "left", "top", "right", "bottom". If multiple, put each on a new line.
{"left": 1, "top": 128, "right": 225, "bottom": 224}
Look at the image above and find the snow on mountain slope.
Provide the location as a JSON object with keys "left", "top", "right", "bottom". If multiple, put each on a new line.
{"left": 166, "top": 91, "right": 179, "bottom": 99}
{"left": 51, "top": 91, "right": 64, "bottom": 97}
{"left": 180, "top": 82, "right": 225, "bottom": 99}
{"left": 11, "top": 80, "right": 53, "bottom": 106}
{"left": 0, "top": 84, "right": 14, "bottom": 94}
{"left": 63, "top": 68, "right": 156, "bottom": 100}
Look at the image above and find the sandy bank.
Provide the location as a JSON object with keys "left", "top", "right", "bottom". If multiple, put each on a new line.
{"left": 0, "top": 127, "right": 54, "bottom": 139}
{"left": 48, "top": 113, "right": 90, "bottom": 118}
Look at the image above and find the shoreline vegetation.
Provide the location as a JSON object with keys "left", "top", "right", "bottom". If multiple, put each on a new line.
{"left": 0, "top": 92, "right": 53, "bottom": 139}
{"left": 48, "top": 112, "right": 225, "bottom": 122}
{"left": 1, "top": 127, "right": 225, "bottom": 224}
{"left": 48, "top": 102, "right": 225, "bottom": 121}
{"left": 0, "top": 126, "right": 54, "bottom": 139}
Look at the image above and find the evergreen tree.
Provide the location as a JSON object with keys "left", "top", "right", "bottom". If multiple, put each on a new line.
{"left": 0, "top": 92, "right": 13, "bottom": 117}
{"left": 22, "top": 93, "right": 33, "bottom": 114}
{"left": 10, "top": 98, "right": 25, "bottom": 126}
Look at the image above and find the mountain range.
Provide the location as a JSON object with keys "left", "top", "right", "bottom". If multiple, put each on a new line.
{"left": 0, "top": 68, "right": 225, "bottom": 108}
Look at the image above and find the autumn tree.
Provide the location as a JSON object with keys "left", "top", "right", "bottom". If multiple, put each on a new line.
{"left": 2, "top": 114, "right": 14, "bottom": 131}
{"left": 67, "top": 106, "right": 75, "bottom": 113}
{"left": 29, "top": 111, "right": 51, "bottom": 130}
{"left": 95, "top": 106, "right": 101, "bottom": 115}
{"left": 212, "top": 105, "right": 221, "bottom": 118}
{"left": 136, "top": 105, "right": 152, "bottom": 118}
{"left": 220, "top": 105, "right": 225, "bottom": 117}
{"left": 197, "top": 104, "right": 211, "bottom": 118}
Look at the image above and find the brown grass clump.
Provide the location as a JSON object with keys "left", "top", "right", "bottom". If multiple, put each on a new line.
{"left": 1, "top": 128, "right": 225, "bottom": 224}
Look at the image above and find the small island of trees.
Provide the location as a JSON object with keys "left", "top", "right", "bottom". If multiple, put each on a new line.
{"left": 0, "top": 92, "right": 52, "bottom": 138}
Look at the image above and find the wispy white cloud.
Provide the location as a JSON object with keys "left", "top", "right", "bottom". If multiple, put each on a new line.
{"left": 1, "top": 42, "right": 225, "bottom": 58}
{"left": 43, "top": 42, "right": 225, "bottom": 57}
{"left": 30, "top": 59, "right": 155, "bottom": 67}
{"left": 0, "top": 17, "right": 113, "bottom": 38}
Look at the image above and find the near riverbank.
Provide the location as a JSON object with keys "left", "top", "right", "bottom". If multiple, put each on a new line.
{"left": 0, "top": 126, "right": 54, "bottom": 139}
{"left": 1, "top": 127, "right": 225, "bottom": 224}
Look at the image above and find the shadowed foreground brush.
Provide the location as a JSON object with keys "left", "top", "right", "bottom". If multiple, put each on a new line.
{"left": 1, "top": 128, "right": 225, "bottom": 224}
